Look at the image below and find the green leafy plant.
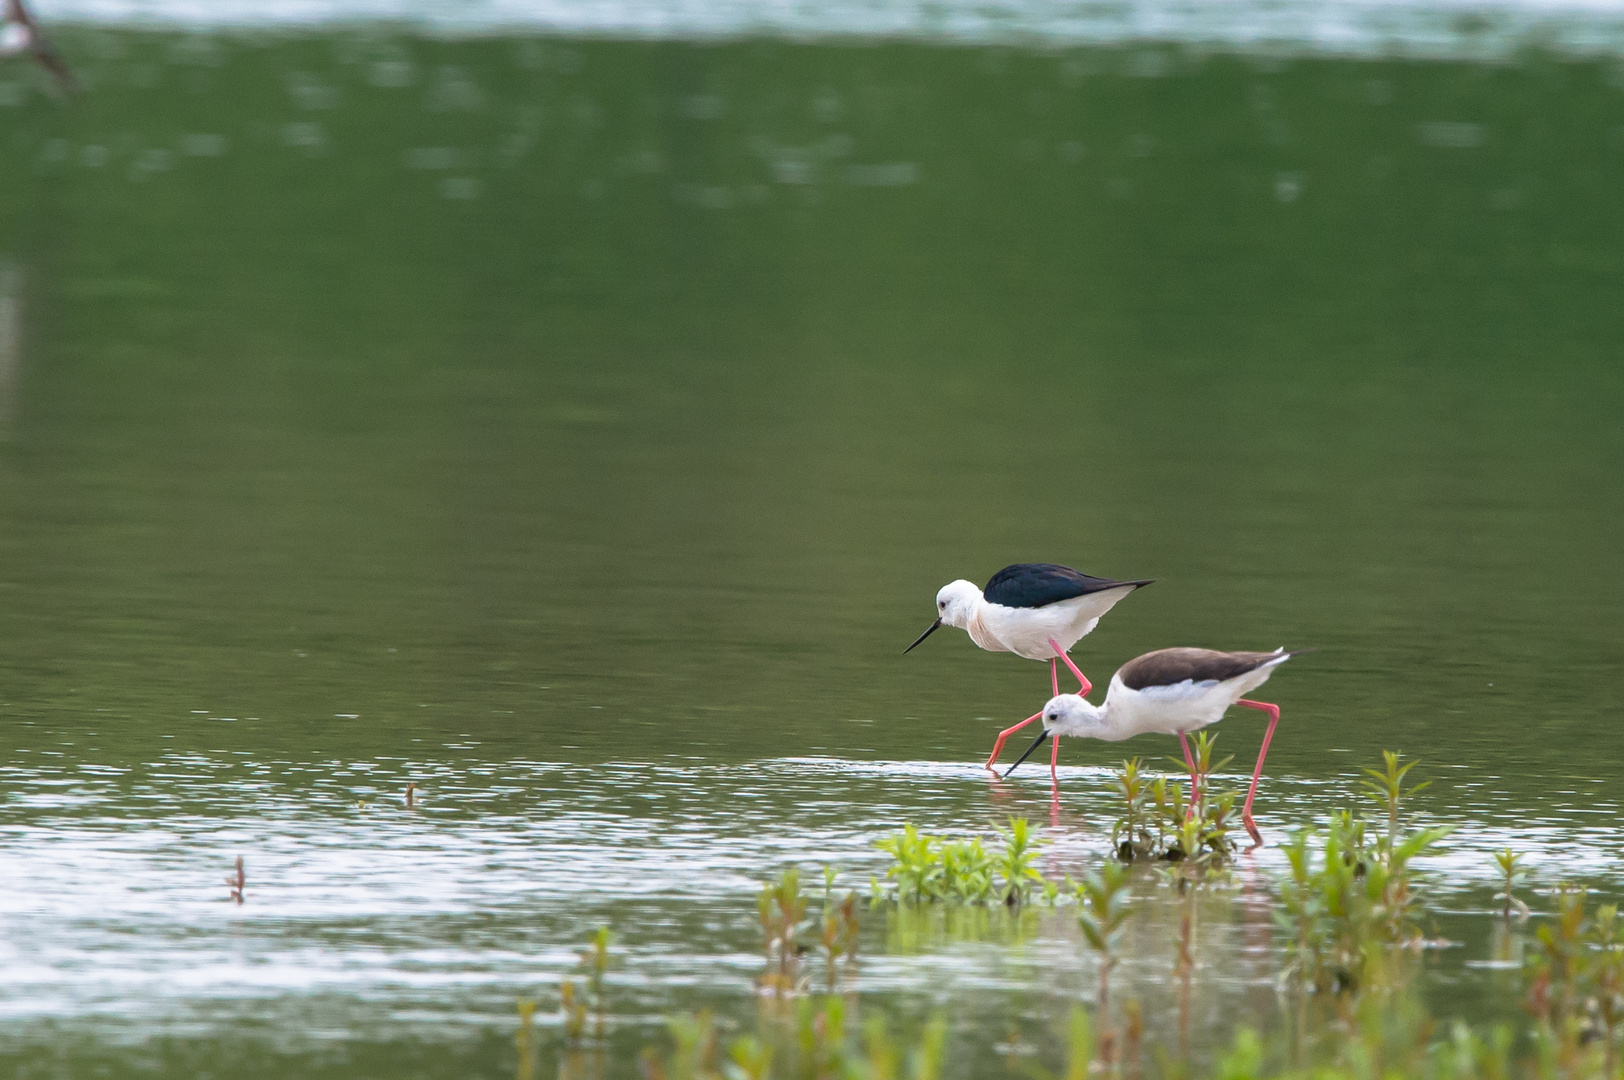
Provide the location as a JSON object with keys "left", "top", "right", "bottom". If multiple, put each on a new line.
{"left": 630, "top": 748, "right": 1624, "bottom": 1080}
{"left": 1521, "top": 883, "right": 1624, "bottom": 1075}
{"left": 515, "top": 997, "right": 537, "bottom": 1080}
{"left": 817, "top": 870, "right": 861, "bottom": 992}
{"left": 1361, "top": 750, "right": 1431, "bottom": 845}
{"left": 1077, "top": 860, "right": 1133, "bottom": 1067}
{"left": 1273, "top": 756, "right": 1450, "bottom": 999}
{"left": 1172, "top": 731, "right": 1234, "bottom": 818}
{"left": 640, "top": 1011, "right": 721, "bottom": 1080}
{"left": 995, "top": 817, "right": 1045, "bottom": 906}
{"left": 643, "top": 1003, "right": 947, "bottom": 1080}
{"left": 758, "top": 869, "right": 810, "bottom": 998}
{"left": 1110, "top": 751, "right": 1235, "bottom": 865}
{"left": 1494, "top": 848, "right": 1530, "bottom": 922}
{"left": 1112, "top": 757, "right": 1155, "bottom": 858}
{"left": 562, "top": 926, "right": 612, "bottom": 1046}
{"left": 874, "top": 819, "right": 1049, "bottom": 906}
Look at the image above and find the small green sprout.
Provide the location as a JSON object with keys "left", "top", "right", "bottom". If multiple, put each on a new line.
{"left": 1494, "top": 847, "right": 1529, "bottom": 921}
{"left": 1361, "top": 750, "right": 1431, "bottom": 842}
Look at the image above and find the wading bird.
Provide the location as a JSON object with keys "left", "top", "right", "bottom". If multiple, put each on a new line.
{"left": 1004, "top": 647, "right": 1304, "bottom": 846}
{"left": 904, "top": 562, "right": 1152, "bottom": 771}
{"left": 1, "top": 0, "right": 75, "bottom": 93}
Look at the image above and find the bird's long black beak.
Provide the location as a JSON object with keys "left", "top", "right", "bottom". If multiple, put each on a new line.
{"left": 1003, "top": 730, "right": 1050, "bottom": 779}
{"left": 903, "top": 618, "right": 942, "bottom": 655}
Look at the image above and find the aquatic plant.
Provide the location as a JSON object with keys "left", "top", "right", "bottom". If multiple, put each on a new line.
{"left": 639, "top": 1010, "right": 719, "bottom": 1080}
{"left": 1588, "top": 903, "right": 1624, "bottom": 1079}
{"left": 1495, "top": 848, "right": 1530, "bottom": 922}
{"left": 758, "top": 869, "right": 810, "bottom": 998}
{"left": 874, "top": 819, "right": 1050, "bottom": 906}
{"left": 727, "top": 1036, "right": 775, "bottom": 1080}
{"left": 1174, "top": 731, "right": 1234, "bottom": 818}
{"left": 1041, "top": 1007, "right": 1092, "bottom": 1080}
{"left": 850, "top": 1015, "right": 946, "bottom": 1080}
{"left": 562, "top": 926, "right": 612, "bottom": 1046}
{"left": 1077, "top": 860, "right": 1132, "bottom": 1066}
{"left": 515, "top": 997, "right": 537, "bottom": 1080}
{"left": 625, "top": 742, "right": 1624, "bottom": 1080}
{"left": 1361, "top": 750, "right": 1431, "bottom": 845}
{"left": 874, "top": 825, "right": 937, "bottom": 905}
{"left": 1272, "top": 752, "right": 1452, "bottom": 1003}
{"left": 1519, "top": 883, "right": 1624, "bottom": 1077}
{"left": 818, "top": 868, "right": 861, "bottom": 992}
{"left": 641, "top": 1001, "right": 947, "bottom": 1080}
{"left": 995, "top": 817, "right": 1045, "bottom": 906}
{"left": 793, "top": 996, "right": 850, "bottom": 1080}
{"left": 1163, "top": 820, "right": 1216, "bottom": 1059}
{"left": 1111, "top": 757, "right": 1156, "bottom": 857}
{"left": 1110, "top": 749, "right": 1235, "bottom": 864}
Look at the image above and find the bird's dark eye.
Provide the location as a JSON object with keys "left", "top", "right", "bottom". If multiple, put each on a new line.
{"left": 938, "top": 601, "right": 946, "bottom": 609}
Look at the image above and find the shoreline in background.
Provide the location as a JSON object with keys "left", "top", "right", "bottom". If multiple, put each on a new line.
{"left": 31, "top": 0, "right": 1624, "bottom": 61}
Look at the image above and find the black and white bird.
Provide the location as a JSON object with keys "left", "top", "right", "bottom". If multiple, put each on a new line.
{"left": 1, "top": 0, "right": 74, "bottom": 93}
{"left": 1004, "top": 647, "right": 1305, "bottom": 846}
{"left": 904, "top": 563, "right": 1152, "bottom": 771}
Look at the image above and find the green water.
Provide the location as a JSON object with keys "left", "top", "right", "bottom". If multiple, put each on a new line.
{"left": 1, "top": 29, "right": 1623, "bottom": 1079}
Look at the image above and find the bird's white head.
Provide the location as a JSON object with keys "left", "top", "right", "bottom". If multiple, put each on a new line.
{"left": 934, "top": 579, "right": 981, "bottom": 629}
{"left": 1003, "top": 691, "right": 1108, "bottom": 779}
{"left": 903, "top": 578, "right": 984, "bottom": 655}
{"left": 1041, "top": 693, "right": 1105, "bottom": 738}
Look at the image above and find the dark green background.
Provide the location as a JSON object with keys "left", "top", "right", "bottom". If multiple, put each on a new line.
{"left": 0, "top": 29, "right": 1621, "bottom": 1079}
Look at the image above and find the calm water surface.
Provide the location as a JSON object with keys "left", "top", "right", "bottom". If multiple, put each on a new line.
{"left": 1, "top": 19, "right": 1623, "bottom": 1078}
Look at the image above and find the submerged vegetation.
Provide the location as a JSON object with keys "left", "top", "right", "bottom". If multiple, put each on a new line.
{"left": 639, "top": 999, "right": 950, "bottom": 1080}
{"left": 1111, "top": 734, "right": 1238, "bottom": 864}
{"left": 611, "top": 752, "right": 1624, "bottom": 1080}
{"left": 561, "top": 927, "right": 612, "bottom": 1046}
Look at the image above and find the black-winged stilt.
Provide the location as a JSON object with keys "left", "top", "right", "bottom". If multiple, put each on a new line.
{"left": 904, "top": 562, "right": 1153, "bottom": 771}
{"left": 1004, "top": 647, "right": 1305, "bottom": 846}
{"left": 1, "top": 0, "right": 74, "bottom": 91}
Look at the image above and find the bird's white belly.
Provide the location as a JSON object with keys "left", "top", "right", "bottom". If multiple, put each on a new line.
{"left": 1100, "top": 663, "right": 1279, "bottom": 739}
{"left": 1104, "top": 680, "right": 1234, "bottom": 738}
{"left": 979, "top": 589, "right": 1134, "bottom": 661}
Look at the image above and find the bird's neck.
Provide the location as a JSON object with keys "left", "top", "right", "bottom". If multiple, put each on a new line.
{"left": 963, "top": 601, "right": 1004, "bottom": 653}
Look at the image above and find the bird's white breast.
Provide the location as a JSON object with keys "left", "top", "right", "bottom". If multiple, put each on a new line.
{"left": 1098, "top": 660, "right": 1283, "bottom": 739}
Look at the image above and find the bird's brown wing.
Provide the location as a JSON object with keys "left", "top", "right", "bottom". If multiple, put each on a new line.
{"left": 1117, "top": 648, "right": 1285, "bottom": 691}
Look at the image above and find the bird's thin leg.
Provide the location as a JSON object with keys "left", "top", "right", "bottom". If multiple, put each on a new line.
{"left": 1048, "top": 639, "right": 1092, "bottom": 695}
{"left": 1236, "top": 699, "right": 1280, "bottom": 847}
{"left": 1179, "top": 731, "right": 1200, "bottom": 819}
{"left": 1050, "top": 733, "right": 1061, "bottom": 787}
{"left": 1051, "top": 659, "right": 1059, "bottom": 698}
{"left": 986, "top": 712, "right": 1042, "bottom": 773}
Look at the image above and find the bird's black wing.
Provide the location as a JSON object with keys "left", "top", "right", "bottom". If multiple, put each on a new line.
{"left": 982, "top": 563, "right": 1153, "bottom": 610}
{"left": 1118, "top": 648, "right": 1286, "bottom": 690}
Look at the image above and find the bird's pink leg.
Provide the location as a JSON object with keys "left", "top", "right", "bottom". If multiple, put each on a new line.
{"left": 986, "top": 712, "right": 1042, "bottom": 773}
{"left": 1051, "top": 659, "right": 1059, "bottom": 697}
{"left": 1236, "top": 699, "right": 1280, "bottom": 847}
{"left": 1050, "top": 733, "right": 1061, "bottom": 786}
{"left": 1179, "top": 731, "right": 1200, "bottom": 819}
{"left": 1048, "top": 639, "right": 1092, "bottom": 695}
